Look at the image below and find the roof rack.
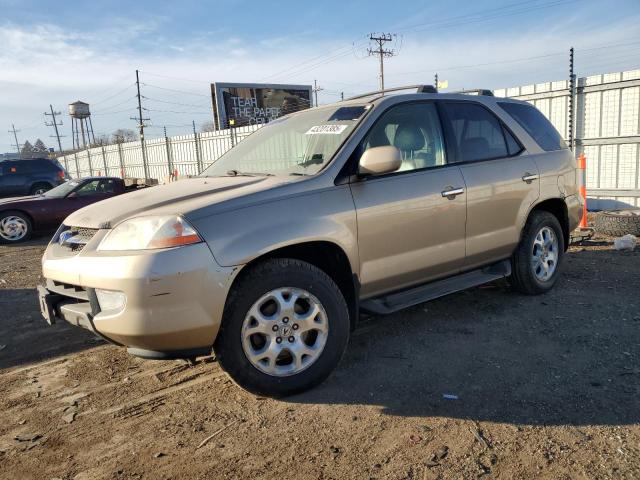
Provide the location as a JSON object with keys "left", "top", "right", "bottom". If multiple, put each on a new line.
{"left": 448, "top": 89, "right": 494, "bottom": 96}
{"left": 346, "top": 84, "right": 437, "bottom": 101}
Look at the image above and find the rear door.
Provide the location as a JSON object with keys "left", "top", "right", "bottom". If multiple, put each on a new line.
{"left": 0, "top": 162, "right": 28, "bottom": 196}
{"left": 350, "top": 101, "right": 467, "bottom": 298}
{"left": 439, "top": 101, "right": 540, "bottom": 270}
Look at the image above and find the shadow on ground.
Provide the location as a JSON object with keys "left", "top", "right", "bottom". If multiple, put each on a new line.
{"left": 0, "top": 288, "right": 100, "bottom": 370}
{"left": 291, "top": 248, "right": 640, "bottom": 427}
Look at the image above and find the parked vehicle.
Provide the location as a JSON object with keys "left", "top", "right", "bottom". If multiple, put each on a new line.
{"left": 0, "top": 177, "right": 148, "bottom": 243}
{"left": 0, "top": 158, "right": 68, "bottom": 197}
{"left": 39, "top": 86, "right": 582, "bottom": 396}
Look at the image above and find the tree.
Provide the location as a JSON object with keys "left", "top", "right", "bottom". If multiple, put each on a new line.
{"left": 21, "top": 140, "right": 34, "bottom": 159}
{"left": 111, "top": 129, "right": 137, "bottom": 143}
{"left": 200, "top": 121, "right": 216, "bottom": 133}
{"left": 33, "top": 139, "right": 48, "bottom": 153}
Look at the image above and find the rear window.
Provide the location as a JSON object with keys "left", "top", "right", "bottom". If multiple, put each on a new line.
{"left": 499, "top": 102, "right": 567, "bottom": 152}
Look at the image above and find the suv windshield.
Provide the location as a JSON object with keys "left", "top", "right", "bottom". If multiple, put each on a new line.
{"left": 43, "top": 180, "right": 79, "bottom": 198}
{"left": 201, "top": 105, "right": 369, "bottom": 177}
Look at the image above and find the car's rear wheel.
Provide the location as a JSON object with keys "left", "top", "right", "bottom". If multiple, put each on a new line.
{"left": 0, "top": 211, "right": 33, "bottom": 244}
{"left": 510, "top": 210, "right": 564, "bottom": 295}
{"left": 30, "top": 183, "right": 52, "bottom": 195}
{"left": 214, "top": 258, "right": 350, "bottom": 397}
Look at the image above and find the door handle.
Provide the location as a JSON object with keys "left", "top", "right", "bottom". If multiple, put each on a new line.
{"left": 522, "top": 173, "right": 539, "bottom": 183}
{"left": 441, "top": 187, "right": 465, "bottom": 198}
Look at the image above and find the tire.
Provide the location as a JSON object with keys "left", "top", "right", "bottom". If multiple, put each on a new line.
{"left": 30, "top": 183, "right": 52, "bottom": 195}
{"left": 510, "top": 210, "right": 564, "bottom": 295}
{"left": 594, "top": 210, "right": 640, "bottom": 237}
{"left": 0, "top": 211, "right": 33, "bottom": 244}
{"left": 214, "top": 258, "right": 350, "bottom": 397}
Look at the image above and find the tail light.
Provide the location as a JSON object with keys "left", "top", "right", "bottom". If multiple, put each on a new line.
{"left": 58, "top": 171, "right": 66, "bottom": 180}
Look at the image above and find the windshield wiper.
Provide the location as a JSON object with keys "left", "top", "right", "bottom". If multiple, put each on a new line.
{"left": 225, "top": 170, "right": 274, "bottom": 177}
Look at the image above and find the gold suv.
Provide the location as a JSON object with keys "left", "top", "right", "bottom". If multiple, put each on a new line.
{"left": 39, "top": 86, "right": 582, "bottom": 396}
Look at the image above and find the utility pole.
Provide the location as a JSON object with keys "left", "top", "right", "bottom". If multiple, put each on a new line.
{"left": 8, "top": 124, "right": 21, "bottom": 157}
{"left": 193, "top": 120, "right": 202, "bottom": 173}
{"left": 341, "top": 92, "right": 344, "bottom": 101}
{"left": 44, "top": 105, "right": 64, "bottom": 152}
{"left": 313, "top": 80, "right": 323, "bottom": 107}
{"left": 568, "top": 47, "right": 576, "bottom": 150}
{"left": 131, "top": 69, "right": 150, "bottom": 178}
{"left": 368, "top": 33, "right": 396, "bottom": 91}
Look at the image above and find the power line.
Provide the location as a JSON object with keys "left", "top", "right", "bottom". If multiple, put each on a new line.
{"left": 142, "top": 96, "right": 210, "bottom": 109}
{"left": 368, "top": 33, "right": 396, "bottom": 91}
{"left": 141, "top": 83, "right": 210, "bottom": 97}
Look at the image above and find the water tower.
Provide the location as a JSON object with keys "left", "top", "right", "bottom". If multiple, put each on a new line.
{"left": 68, "top": 101, "right": 96, "bottom": 149}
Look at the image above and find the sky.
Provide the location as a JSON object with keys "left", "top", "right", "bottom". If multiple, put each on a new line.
{"left": 1, "top": 0, "right": 639, "bottom": 153}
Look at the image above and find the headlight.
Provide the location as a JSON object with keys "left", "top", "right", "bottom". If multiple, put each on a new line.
{"left": 97, "top": 215, "right": 202, "bottom": 251}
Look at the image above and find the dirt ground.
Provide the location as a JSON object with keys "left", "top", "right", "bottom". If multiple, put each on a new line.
{"left": 1, "top": 230, "right": 639, "bottom": 480}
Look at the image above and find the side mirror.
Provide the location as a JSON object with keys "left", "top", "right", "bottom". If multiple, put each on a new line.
{"left": 358, "top": 146, "right": 402, "bottom": 176}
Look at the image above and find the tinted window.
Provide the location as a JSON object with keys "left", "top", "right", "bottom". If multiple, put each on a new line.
{"left": 499, "top": 102, "right": 567, "bottom": 151}
{"left": 441, "top": 103, "right": 508, "bottom": 162}
{"left": 362, "top": 102, "right": 446, "bottom": 172}
{"left": 504, "top": 127, "right": 522, "bottom": 156}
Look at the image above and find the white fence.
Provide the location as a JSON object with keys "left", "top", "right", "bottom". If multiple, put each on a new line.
{"left": 495, "top": 69, "right": 640, "bottom": 209}
{"left": 57, "top": 125, "right": 261, "bottom": 181}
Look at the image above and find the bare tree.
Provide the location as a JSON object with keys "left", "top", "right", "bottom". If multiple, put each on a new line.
{"left": 200, "top": 121, "right": 216, "bottom": 133}
{"left": 111, "top": 129, "right": 137, "bottom": 144}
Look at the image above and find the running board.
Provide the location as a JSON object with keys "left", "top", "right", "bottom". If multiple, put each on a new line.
{"left": 360, "top": 260, "right": 511, "bottom": 315}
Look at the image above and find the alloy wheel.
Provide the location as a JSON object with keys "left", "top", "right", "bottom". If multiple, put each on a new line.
{"left": 241, "top": 287, "right": 329, "bottom": 377}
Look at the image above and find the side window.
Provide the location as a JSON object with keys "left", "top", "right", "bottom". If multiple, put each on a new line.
{"left": 361, "top": 102, "right": 446, "bottom": 172}
{"left": 504, "top": 127, "right": 522, "bottom": 156}
{"left": 499, "top": 102, "right": 567, "bottom": 151}
{"left": 441, "top": 103, "right": 509, "bottom": 162}
{"left": 74, "top": 180, "right": 101, "bottom": 196}
{"left": 98, "top": 179, "right": 117, "bottom": 193}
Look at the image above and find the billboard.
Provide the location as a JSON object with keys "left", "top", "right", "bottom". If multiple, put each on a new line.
{"left": 211, "top": 82, "right": 312, "bottom": 129}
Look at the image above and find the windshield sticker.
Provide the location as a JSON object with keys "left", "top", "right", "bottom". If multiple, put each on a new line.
{"left": 306, "top": 124, "right": 349, "bottom": 135}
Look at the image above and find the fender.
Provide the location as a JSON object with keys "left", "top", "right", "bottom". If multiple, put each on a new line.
{"left": 190, "top": 184, "right": 360, "bottom": 275}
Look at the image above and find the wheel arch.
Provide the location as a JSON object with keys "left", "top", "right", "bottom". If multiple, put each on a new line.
{"left": 230, "top": 241, "right": 359, "bottom": 330}
{"left": 527, "top": 198, "right": 570, "bottom": 250}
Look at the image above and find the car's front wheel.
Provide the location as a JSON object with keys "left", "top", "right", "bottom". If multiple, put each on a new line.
{"left": 510, "top": 210, "right": 564, "bottom": 294}
{"left": 0, "top": 211, "right": 32, "bottom": 244}
{"left": 214, "top": 258, "right": 350, "bottom": 397}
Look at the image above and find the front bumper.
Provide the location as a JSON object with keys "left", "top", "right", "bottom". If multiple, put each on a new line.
{"left": 41, "top": 233, "right": 240, "bottom": 356}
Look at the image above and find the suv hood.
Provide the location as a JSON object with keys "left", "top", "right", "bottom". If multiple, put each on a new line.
{"left": 64, "top": 176, "right": 289, "bottom": 229}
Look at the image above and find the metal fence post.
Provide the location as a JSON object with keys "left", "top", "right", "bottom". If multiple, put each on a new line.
{"left": 193, "top": 121, "right": 203, "bottom": 173}
{"left": 117, "top": 142, "right": 125, "bottom": 178}
{"left": 164, "top": 127, "right": 174, "bottom": 176}
{"left": 141, "top": 138, "right": 149, "bottom": 179}
{"left": 86, "top": 147, "right": 93, "bottom": 176}
{"left": 73, "top": 152, "right": 80, "bottom": 178}
{"left": 101, "top": 145, "right": 108, "bottom": 176}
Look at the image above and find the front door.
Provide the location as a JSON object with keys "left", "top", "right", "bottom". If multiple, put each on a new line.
{"left": 349, "top": 102, "right": 467, "bottom": 298}
{"left": 439, "top": 101, "right": 540, "bottom": 270}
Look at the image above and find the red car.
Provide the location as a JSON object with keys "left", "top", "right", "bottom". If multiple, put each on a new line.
{"left": 0, "top": 177, "right": 136, "bottom": 244}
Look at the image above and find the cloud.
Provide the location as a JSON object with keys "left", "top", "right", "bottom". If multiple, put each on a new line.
{"left": 1, "top": 11, "right": 639, "bottom": 152}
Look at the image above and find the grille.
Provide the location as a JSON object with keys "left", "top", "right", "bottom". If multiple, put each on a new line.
{"left": 59, "top": 227, "right": 99, "bottom": 252}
